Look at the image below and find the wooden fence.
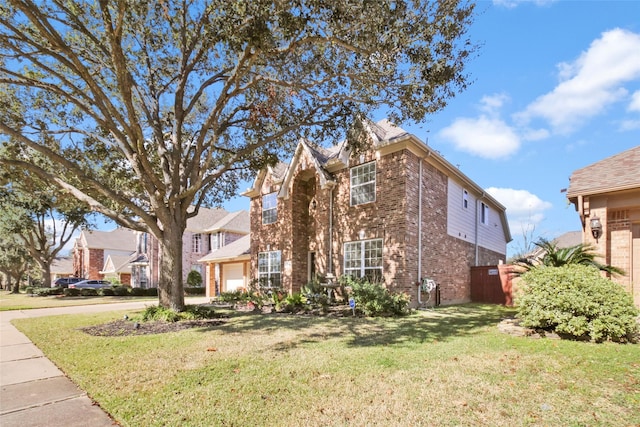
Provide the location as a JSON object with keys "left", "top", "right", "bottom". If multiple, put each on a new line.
{"left": 470, "top": 265, "right": 514, "bottom": 306}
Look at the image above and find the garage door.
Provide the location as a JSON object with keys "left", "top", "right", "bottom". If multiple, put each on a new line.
{"left": 222, "top": 263, "right": 245, "bottom": 292}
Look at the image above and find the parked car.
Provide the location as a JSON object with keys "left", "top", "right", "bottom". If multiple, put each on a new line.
{"left": 53, "top": 277, "right": 85, "bottom": 288}
{"left": 68, "top": 280, "right": 112, "bottom": 289}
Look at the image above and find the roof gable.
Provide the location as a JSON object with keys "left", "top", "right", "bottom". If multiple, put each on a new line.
{"left": 186, "top": 206, "right": 232, "bottom": 233}
{"left": 205, "top": 210, "right": 250, "bottom": 234}
{"left": 198, "top": 234, "right": 250, "bottom": 263}
{"left": 81, "top": 228, "right": 137, "bottom": 251}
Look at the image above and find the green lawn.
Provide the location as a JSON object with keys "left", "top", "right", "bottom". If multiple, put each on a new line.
{"left": 0, "top": 291, "right": 156, "bottom": 311}
{"left": 12, "top": 304, "right": 640, "bottom": 427}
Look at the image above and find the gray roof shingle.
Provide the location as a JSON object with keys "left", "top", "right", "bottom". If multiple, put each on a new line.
{"left": 567, "top": 145, "right": 640, "bottom": 198}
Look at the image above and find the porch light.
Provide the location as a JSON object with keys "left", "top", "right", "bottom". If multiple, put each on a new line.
{"left": 590, "top": 216, "right": 602, "bottom": 241}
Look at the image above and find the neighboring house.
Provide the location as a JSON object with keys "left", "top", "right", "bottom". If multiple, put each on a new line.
{"left": 526, "top": 230, "right": 582, "bottom": 260}
{"left": 72, "top": 207, "right": 248, "bottom": 289}
{"left": 243, "top": 119, "right": 511, "bottom": 306}
{"left": 567, "top": 145, "right": 640, "bottom": 307}
{"left": 73, "top": 228, "right": 137, "bottom": 280}
{"left": 185, "top": 208, "right": 250, "bottom": 289}
{"left": 198, "top": 234, "right": 251, "bottom": 297}
{"left": 100, "top": 254, "right": 133, "bottom": 285}
{"left": 50, "top": 256, "right": 74, "bottom": 282}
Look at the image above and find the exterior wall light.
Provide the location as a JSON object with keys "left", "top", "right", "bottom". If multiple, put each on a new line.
{"left": 590, "top": 216, "right": 602, "bottom": 242}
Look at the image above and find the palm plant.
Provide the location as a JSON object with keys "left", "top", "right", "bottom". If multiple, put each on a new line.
{"left": 514, "top": 238, "right": 625, "bottom": 276}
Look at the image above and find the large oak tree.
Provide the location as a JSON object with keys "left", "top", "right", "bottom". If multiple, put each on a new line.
{"left": 0, "top": 0, "right": 476, "bottom": 310}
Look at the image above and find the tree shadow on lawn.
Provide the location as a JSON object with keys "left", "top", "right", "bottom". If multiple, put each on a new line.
{"left": 207, "top": 304, "right": 515, "bottom": 349}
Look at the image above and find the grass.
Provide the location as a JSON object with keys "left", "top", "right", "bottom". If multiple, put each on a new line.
{"left": 0, "top": 291, "right": 156, "bottom": 311}
{"left": 12, "top": 304, "right": 640, "bottom": 427}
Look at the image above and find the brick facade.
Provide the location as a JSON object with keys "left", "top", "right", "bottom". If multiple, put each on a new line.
{"left": 247, "top": 121, "right": 509, "bottom": 306}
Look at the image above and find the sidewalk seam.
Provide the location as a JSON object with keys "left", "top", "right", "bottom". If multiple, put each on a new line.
{"left": 0, "top": 392, "right": 87, "bottom": 416}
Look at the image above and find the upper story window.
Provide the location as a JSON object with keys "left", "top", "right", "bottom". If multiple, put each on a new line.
{"left": 192, "top": 233, "right": 202, "bottom": 253}
{"left": 210, "top": 232, "right": 223, "bottom": 251}
{"left": 262, "top": 192, "right": 278, "bottom": 224}
{"left": 481, "top": 202, "right": 489, "bottom": 225}
{"left": 350, "top": 161, "right": 376, "bottom": 206}
{"left": 344, "top": 238, "right": 383, "bottom": 282}
{"left": 462, "top": 190, "right": 469, "bottom": 209}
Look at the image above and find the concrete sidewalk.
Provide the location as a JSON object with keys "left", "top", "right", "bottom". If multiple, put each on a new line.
{"left": 0, "top": 298, "right": 209, "bottom": 427}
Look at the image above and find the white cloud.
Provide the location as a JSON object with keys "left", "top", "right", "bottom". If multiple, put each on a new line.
{"left": 438, "top": 116, "right": 520, "bottom": 159}
{"left": 619, "top": 119, "right": 640, "bottom": 131}
{"left": 493, "top": 0, "right": 557, "bottom": 9}
{"left": 629, "top": 90, "right": 640, "bottom": 112}
{"left": 486, "top": 187, "right": 552, "bottom": 236}
{"left": 516, "top": 29, "right": 640, "bottom": 134}
{"left": 479, "top": 93, "right": 510, "bottom": 116}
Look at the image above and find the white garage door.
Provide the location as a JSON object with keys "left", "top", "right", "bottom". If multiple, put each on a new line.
{"left": 223, "top": 263, "right": 245, "bottom": 292}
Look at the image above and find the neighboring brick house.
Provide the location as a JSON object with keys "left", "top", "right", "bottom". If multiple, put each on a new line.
{"left": 198, "top": 234, "right": 251, "bottom": 298}
{"left": 184, "top": 210, "right": 250, "bottom": 297}
{"left": 243, "top": 119, "right": 511, "bottom": 306}
{"left": 567, "top": 145, "right": 640, "bottom": 307}
{"left": 73, "top": 207, "right": 248, "bottom": 289}
{"left": 73, "top": 228, "right": 137, "bottom": 280}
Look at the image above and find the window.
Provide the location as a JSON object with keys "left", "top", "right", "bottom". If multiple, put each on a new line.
{"left": 262, "top": 192, "right": 278, "bottom": 224}
{"left": 350, "top": 161, "right": 376, "bottom": 205}
{"left": 192, "top": 233, "right": 202, "bottom": 253}
{"left": 462, "top": 190, "right": 469, "bottom": 209}
{"left": 481, "top": 202, "right": 489, "bottom": 225}
{"left": 258, "top": 250, "right": 281, "bottom": 288}
{"left": 211, "top": 232, "right": 222, "bottom": 251}
{"left": 344, "top": 239, "right": 383, "bottom": 281}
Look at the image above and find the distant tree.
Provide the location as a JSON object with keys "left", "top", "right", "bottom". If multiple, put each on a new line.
{"left": 0, "top": 166, "right": 91, "bottom": 288}
{"left": 514, "top": 238, "right": 624, "bottom": 276}
{"left": 0, "top": 234, "right": 32, "bottom": 293}
{"left": 0, "top": 0, "right": 477, "bottom": 311}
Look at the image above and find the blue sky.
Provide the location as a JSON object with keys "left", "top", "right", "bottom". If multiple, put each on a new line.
{"left": 70, "top": 1, "right": 640, "bottom": 257}
{"left": 226, "top": 0, "right": 640, "bottom": 257}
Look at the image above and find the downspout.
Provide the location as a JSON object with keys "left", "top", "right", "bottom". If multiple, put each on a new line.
{"left": 328, "top": 186, "right": 334, "bottom": 275}
{"left": 475, "top": 193, "right": 485, "bottom": 266}
{"left": 417, "top": 159, "right": 423, "bottom": 305}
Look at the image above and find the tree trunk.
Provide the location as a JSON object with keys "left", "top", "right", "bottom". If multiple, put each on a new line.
{"left": 40, "top": 260, "right": 52, "bottom": 288}
{"left": 10, "top": 276, "right": 19, "bottom": 294}
{"left": 157, "top": 223, "right": 185, "bottom": 311}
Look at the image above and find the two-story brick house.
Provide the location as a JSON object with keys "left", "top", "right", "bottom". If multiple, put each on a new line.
{"left": 567, "top": 145, "right": 640, "bottom": 307}
{"left": 74, "top": 207, "right": 249, "bottom": 289}
{"left": 244, "top": 119, "right": 511, "bottom": 306}
{"left": 73, "top": 228, "right": 137, "bottom": 281}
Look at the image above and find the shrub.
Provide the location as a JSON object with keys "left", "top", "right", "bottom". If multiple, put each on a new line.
{"left": 64, "top": 288, "right": 81, "bottom": 297}
{"left": 516, "top": 265, "right": 639, "bottom": 342}
{"left": 113, "top": 286, "right": 131, "bottom": 296}
{"left": 130, "top": 287, "right": 147, "bottom": 296}
{"left": 34, "top": 287, "right": 63, "bottom": 296}
{"left": 219, "top": 290, "right": 245, "bottom": 303}
{"left": 146, "top": 287, "right": 158, "bottom": 296}
{"left": 140, "top": 305, "right": 181, "bottom": 322}
{"left": 276, "top": 292, "right": 305, "bottom": 313}
{"left": 184, "top": 286, "right": 206, "bottom": 295}
{"left": 187, "top": 270, "right": 203, "bottom": 287}
{"left": 139, "top": 304, "right": 216, "bottom": 322}
{"left": 80, "top": 288, "right": 98, "bottom": 296}
{"left": 345, "top": 277, "right": 411, "bottom": 317}
{"left": 100, "top": 288, "right": 115, "bottom": 296}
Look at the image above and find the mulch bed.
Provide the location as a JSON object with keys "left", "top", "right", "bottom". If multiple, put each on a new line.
{"left": 81, "top": 319, "right": 226, "bottom": 337}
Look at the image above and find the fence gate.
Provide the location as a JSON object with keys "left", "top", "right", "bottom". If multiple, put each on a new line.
{"left": 470, "top": 265, "right": 513, "bottom": 305}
